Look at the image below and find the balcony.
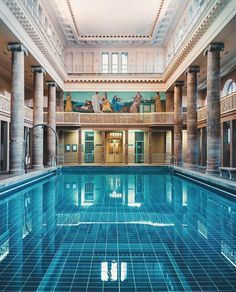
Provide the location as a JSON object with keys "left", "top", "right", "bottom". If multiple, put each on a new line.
{"left": 1, "top": 92, "right": 235, "bottom": 127}
{"left": 197, "top": 92, "right": 236, "bottom": 123}
{"left": 0, "top": 93, "right": 33, "bottom": 124}
{"left": 43, "top": 112, "right": 187, "bottom": 126}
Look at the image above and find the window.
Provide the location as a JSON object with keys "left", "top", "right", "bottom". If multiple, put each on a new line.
{"left": 121, "top": 53, "right": 128, "bottom": 73}
{"left": 227, "top": 124, "right": 231, "bottom": 144}
{"left": 227, "top": 81, "right": 236, "bottom": 95}
{"left": 102, "top": 52, "right": 128, "bottom": 73}
{"left": 222, "top": 79, "right": 236, "bottom": 97}
{"left": 112, "top": 53, "right": 119, "bottom": 73}
{"left": 102, "top": 53, "right": 109, "bottom": 73}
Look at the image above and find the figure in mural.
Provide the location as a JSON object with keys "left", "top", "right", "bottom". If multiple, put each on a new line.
{"left": 133, "top": 91, "right": 144, "bottom": 112}
{"left": 155, "top": 92, "right": 163, "bottom": 112}
{"left": 112, "top": 95, "right": 122, "bottom": 112}
{"left": 102, "top": 92, "right": 112, "bottom": 112}
{"left": 91, "top": 92, "right": 102, "bottom": 113}
{"left": 130, "top": 101, "right": 138, "bottom": 113}
{"left": 65, "top": 94, "right": 73, "bottom": 112}
{"left": 80, "top": 100, "right": 93, "bottom": 111}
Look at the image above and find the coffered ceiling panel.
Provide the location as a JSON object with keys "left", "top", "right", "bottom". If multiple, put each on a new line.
{"left": 48, "top": 0, "right": 188, "bottom": 47}
{"left": 69, "top": 0, "right": 162, "bottom": 37}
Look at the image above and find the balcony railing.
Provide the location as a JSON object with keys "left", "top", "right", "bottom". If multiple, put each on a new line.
{"left": 197, "top": 91, "right": 236, "bottom": 123}
{"left": 44, "top": 112, "right": 185, "bottom": 126}
{"left": 0, "top": 94, "right": 33, "bottom": 123}
{"left": 1, "top": 92, "right": 235, "bottom": 126}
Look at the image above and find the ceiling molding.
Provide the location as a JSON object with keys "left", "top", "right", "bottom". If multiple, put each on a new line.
{"left": 66, "top": 0, "right": 165, "bottom": 39}
{"left": 51, "top": 0, "right": 184, "bottom": 47}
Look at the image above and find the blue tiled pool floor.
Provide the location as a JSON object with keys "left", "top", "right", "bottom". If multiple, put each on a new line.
{"left": 0, "top": 172, "right": 235, "bottom": 291}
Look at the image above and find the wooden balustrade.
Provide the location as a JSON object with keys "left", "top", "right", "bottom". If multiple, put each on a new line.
{"left": 0, "top": 94, "right": 10, "bottom": 114}
{"left": 197, "top": 91, "right": 236, "bottom": 123}
{"left": 48, "top": 112, "right": 182, "bottom": 125}
{"left": 220, "top": 91, "right": 236, "bottom": 114}
{"left": 197, "top": 107, "right": 207, "bottom": 122}
{"left": 0, "top": 94, "right": 33, "bottom": 123}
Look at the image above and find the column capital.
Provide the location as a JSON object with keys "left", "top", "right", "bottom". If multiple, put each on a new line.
{"left": 204, "top": 42, "right": 224, "bottom": 56}
{"left": 46, "top": 81, "right": 58, "bottom": 88}
{"left": 7, "top": 43, "right": 28, "bottom": 56}
{"left": 174, "top": 81, "right": 184, "bottom": 87}
{"left": 185, "top": 66, "right": 200, "bottom": 74}
{"left": 31, "top": 66, "right": 46, "bottom": 75}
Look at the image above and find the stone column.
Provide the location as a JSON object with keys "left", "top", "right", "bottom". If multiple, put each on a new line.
{"left": 199, "top": 127, "right": 207, "bottom": 166}
{"left": 204, "top": 43, "right": 224, "bottom": 174}
{"left": 221, "top": 122, "right": 228, "bottom": 167}
{"left": 148, "top": 130, "right": 152, "bottom": 164}
{"left": 125, "top": 130, "right": 128, "bottom": 164}
{"left": 8, "top": 43, "right": 28, "bottom": 174}
{"left": 32, "top": 66, "right": 45, "bottom": 169}
{"left": 102, "top": 131, "right": 106, "bottom": 164}
{"left": 174, "top": 81, "right": 184, "bottom": 165}
{"left": 185, "top": 66, "right": 200, "bottom": 169}
{"left": 166, "top": 91, "right": 174, "bottom": 112}
{"left": 231, "top": 120, "right": 236, "bottom": 167}
{"left": 47, "top": 81, "right": 57, "bottom": 165}
{"left": 78, "top": 129, "right": 82, "bottom": 164}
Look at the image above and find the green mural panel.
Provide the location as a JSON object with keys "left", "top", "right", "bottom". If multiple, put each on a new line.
{"left": 64, "top": 91, "right": 166, "bottom": 113}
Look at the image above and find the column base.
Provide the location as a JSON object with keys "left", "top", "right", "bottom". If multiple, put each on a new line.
{"left": 205, "top": 168, "right": 220, "bottom": 176}
{"left": 9, "top": 168, "right": 24, "bottom": 175}
{"left": 32, "top": 165, "right": 44, "bottom": 170}
{"left": 46, "top": 162, "right": 57, "bottom": 167}
{"left": 175, "top": 161, "right": 183, "bottom": 167}
{"left": 184, "top": 163, "right": 198, "bottom": 170}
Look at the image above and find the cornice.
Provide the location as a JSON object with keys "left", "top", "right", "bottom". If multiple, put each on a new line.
{"left": 162, "top": 0, "right": 231, "bottom": 82}
{"left": 3, "top": 0, "right": 68, "bottom": 86}
{"left": 66, "top": 79, "right": 163, "bottom": 84}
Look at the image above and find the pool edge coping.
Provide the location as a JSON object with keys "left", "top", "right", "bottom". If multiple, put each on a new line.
{"left": 0, "top": 167, "right": 57, "bottom": 192}
{"left": 173, "top": 166, "right": 236, "bottom": 195}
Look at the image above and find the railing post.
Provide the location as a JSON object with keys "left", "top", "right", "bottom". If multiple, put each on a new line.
{"left": 125, "top": 130, "right": 128, "bottom": 164}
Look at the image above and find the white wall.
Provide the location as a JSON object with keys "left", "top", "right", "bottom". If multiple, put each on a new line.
{"left": 64, "top": 47, "right": 165, "bottom": 74}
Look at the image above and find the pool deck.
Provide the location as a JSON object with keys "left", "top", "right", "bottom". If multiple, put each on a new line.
{"left": 0, "top": 167, "right": 57, "bottom": 191}
{"left": 173, "top": 166, "right": 236, "bottom": 196}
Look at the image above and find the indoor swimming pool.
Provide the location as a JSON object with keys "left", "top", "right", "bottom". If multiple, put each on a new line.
{"left": 0, "top": 167, "right": 235, "bottom": 291}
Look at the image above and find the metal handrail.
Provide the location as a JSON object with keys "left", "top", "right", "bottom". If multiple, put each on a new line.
{"left": 170, "top": 156, "right": 177, "bottom": 166}
{"left": 24, "top": 124, "right": 59, "bottom": 173}
{"left": 50, "top": 155, "right": 58, "bottom": 167}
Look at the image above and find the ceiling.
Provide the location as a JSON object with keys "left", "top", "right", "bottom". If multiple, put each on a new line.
{"left": 47, "top": 0, "right": 188, "bottom": 47}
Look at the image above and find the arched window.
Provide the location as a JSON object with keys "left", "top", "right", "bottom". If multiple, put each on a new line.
{"left": 227, "top": 81, "right": 236, "bottom": 95}
{"left": 222, "top": 79, "right": 236, "bottom": 97}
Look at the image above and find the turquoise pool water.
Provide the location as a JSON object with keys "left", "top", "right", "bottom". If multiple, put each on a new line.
{"left": 0, "top": 168, "right": 235, "bottom": 291}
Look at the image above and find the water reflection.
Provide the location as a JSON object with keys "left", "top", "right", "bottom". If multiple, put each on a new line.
{"left": 0, "top": 173, "right": 235, "bottom": 291}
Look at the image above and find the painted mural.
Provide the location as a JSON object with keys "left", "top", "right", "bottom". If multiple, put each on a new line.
{"left": 64, "top": 91, "right": 166, "bottom": 113}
